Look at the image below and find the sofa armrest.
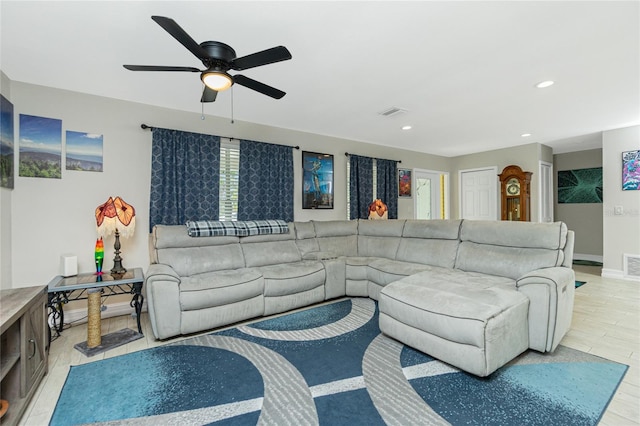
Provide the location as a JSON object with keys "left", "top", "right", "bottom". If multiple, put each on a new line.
{"left": 516, "top": 267, "right": 575, "bottom": 352}
{"left": 146, "top": 263, "right": 181, "bottom": 284}
{"left": 302, "top": 251, "right": 339, "bottom": 260}
{"left": 145, "top": 263, "right": 182, "bottom": 339}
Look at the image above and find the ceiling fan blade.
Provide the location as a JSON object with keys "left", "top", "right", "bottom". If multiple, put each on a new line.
{"left": 233, "top": 75, "right": 286, "bottom": 99}
{"left": 151, "top": 16, "right": 209, "bottom": 61}
{"left": 201, "top": 86, "right": 218, "bottom": 103}
{"left": 231, "top": 46, "right": 292, "bottom": 71}
{"left": 123, "top": 65, "right": 201, "bottom": 72}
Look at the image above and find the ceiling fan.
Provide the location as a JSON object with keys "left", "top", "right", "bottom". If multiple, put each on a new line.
{"left": 123, "top": 16, "right": 292, "bottom": 103}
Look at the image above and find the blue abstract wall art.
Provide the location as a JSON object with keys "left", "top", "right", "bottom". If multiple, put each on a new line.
{"left": 557, "top": 167, "right": 603, "bottom": 203}
{"left": 622, "top": 150, "right": 639, "bottom": 191}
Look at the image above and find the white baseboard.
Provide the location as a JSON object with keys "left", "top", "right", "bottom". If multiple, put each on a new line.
{"left": 601, "top": 268, "right": 640, "bottom": 282}
{"left": 573, "top": 253, "right": 603, "bottom": 263}
{"left": 52, "top": 300, "right": 147, "bottom": 326}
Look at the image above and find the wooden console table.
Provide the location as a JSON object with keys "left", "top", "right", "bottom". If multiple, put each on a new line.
{"left": 0, "top": 286, "right": 48, "bottom": 426}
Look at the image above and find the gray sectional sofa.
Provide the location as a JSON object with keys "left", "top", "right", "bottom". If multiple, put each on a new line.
{"left": 146, "top": 219, "right": 575, "bottom": 376}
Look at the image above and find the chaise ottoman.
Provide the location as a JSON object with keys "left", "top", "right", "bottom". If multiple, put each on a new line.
{"left": 378, "top": 272, "right": 530, "bottom": 377}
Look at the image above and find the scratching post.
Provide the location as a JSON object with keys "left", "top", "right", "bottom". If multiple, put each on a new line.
{"left": 87, "top": 289, "right": 102, "bottom": 348}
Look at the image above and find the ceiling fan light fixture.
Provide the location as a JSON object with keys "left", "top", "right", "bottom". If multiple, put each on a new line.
{"left": 201, "top": 71, "right": 233, "bottom": 91}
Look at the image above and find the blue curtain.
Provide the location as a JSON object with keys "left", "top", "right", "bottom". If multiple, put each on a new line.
{"left": 149, "top": 128, "right": 220, "bottom": 231}
{"left": 238, "top": 140, "right": 293, "bottom": 222}
{"left": 376, "top": 158, "right": 399, "bottom": 219}
{"left": 349, "top": 155, "right": 373, "bottom": 220}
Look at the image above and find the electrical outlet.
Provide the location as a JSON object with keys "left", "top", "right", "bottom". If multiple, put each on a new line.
{"left": 614, "top": 205, "right": 624, "bottom": 215}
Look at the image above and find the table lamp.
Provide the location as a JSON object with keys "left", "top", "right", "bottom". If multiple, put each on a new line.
{"left": 95, "top": 196, "right": 136, "bottom": 274}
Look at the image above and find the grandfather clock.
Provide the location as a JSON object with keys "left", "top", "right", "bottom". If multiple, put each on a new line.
{"left": 499, "top": 165, "right": 532, "bottom": 221}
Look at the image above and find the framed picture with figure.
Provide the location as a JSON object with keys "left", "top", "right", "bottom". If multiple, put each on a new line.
{"left": 622, "top": 150, "right": 640, "bottom": 191}
{"left": 302, "top": 151, "right": 334, "bottom": 209}
{"left": 398, "top": 168, "right": 412, "bottom": 198}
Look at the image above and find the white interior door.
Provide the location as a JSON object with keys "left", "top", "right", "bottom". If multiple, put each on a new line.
{"left": 459, "top": 167, "right": 498, "bottom": 220}
{"left": 413, "top": 169, "right": 449, "bottom": 219}
{"left": 415, "top": 171, "right": 439, "bottom": 219}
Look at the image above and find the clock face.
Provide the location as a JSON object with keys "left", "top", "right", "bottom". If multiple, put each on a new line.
{"left": 507, "top": 180, "right": 520, "bottom": 196}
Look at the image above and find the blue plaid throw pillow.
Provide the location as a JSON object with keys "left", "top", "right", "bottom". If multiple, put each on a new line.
{"left": 186, "top": 220, "right": 248, "bottom": 237}
{"left": 244, "top": 220, "right": 290, "bottom": 236}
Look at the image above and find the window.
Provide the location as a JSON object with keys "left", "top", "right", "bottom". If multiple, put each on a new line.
{"left": 219, "top": 139, "right": 240, "bottom": 221}
{"left": 346, "top": 160, "right": 377, "bottom": 220}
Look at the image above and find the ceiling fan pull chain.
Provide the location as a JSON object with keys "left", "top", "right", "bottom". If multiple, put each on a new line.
{"left": 201, "top": 97, "right": 205, "bottom": 120}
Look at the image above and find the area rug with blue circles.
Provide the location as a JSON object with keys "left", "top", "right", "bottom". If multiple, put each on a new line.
{"left": 51, "top": 298, "right": 627, "bottom": 426}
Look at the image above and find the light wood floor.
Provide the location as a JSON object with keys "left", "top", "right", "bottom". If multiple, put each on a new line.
{"left": 19, "top": 265, "right": 640, "bottom": 425}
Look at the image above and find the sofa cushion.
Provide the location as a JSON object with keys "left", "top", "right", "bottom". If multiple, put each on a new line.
{"left": 395, "top": 238, "right": 459, "bottom": 269}
{"left": 402, "top": 219, "right": 462, "bottom": 239}
{"left": 460, "top": 220, "right": 567, "bottom": 250}
{"left": 313, "top": 220, "right": 358, "bottom": 257}
{"left": 456, "top": 220, "right": 568, "bottom": 280}
{"left": 380, "top": 275, "right": 528, "bottom": 349}
{"left": 179, "top": 268, "right": 263, "bottom": 311}
{"left": 152, "top": 225, "right": 239, "bottom": 249}
{"left": 241, "top": 238, "right": 302, "bottom": 267}
{"left": 258, "top": 261, "right": 326, "bottom": 297}
{"left": 367, "top": 259, "right": 434, "bottom": 285}
{"left": 456, "top": 242, "right": 564, "bottom": 280}
{"left": 156, "top": 244, "right": 245, "bottom": 277}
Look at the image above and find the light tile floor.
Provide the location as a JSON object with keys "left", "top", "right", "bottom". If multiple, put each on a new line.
{"left": 19, "top": 265, "right": 640, "bottom": 425}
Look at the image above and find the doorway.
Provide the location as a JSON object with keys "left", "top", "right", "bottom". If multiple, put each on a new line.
{"left": 414, "top": 169, "right": 449, "bottom": 220}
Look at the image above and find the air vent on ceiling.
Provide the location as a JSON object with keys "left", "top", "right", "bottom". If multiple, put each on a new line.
{"left": 624, "top": 254, "right": 640, "bottom": 280}
{"left": 378, "top": 107, "right": 407, "bottom": 117}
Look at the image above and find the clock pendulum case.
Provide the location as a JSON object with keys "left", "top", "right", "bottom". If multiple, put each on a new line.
{"left": 498, "top": 165, "right": 532, "bottom": 221}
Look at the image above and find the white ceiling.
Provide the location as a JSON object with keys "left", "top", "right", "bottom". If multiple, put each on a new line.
{"left": 1, "top": 1, "right": 638, "bottom": 157}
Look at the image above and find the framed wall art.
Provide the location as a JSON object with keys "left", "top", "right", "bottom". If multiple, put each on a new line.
{"left": 622, "top": 150, "right": 639, "bottom": 191}
{"left": 557, "top": 167, "right": 603, "bottom": 203}
{"left": 398, "top": 168, "right": 412, "bottom": 198}
{"left": 66, "top": 131, "right": 103, "bottom": 172}
{"left": 1, "top": 95, "right": 14, "bottom": 188}
{"left": 302, "top": 151, "right": 334, "bottom": 209}
{"left": 19, "top": 114, "right": 62, "bottom": 179}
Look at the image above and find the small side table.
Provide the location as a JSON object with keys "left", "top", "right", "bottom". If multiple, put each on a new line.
{"left": 47, "top": 268, "right": 145, "bottom": 356}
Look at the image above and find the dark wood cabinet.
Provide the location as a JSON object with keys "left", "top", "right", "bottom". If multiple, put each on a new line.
{"left": 499, "top": 165, "right": 532, "bottom": 222}
{"left": 0, "top": 286, "right": 48, "bottom": 426}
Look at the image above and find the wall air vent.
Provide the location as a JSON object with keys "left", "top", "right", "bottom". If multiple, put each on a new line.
{"left": 378, "top": 107, "right": 407, "bottom": 117}
{"left": 624, "top": 254, "right": 640, "bottom": 280}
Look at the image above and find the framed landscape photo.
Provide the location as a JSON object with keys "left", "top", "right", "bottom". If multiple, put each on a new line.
{"left": 302, "top": 151, "right": 334, "bottom": 209}
{"left": 19, "top": 114, "right": 62, "bottom": 179}
{"left": 66, "top": 131, "right": 103, "bottom": 172}
{"left": 622, "top": 150, "right": 639, "bottom": 191}
{"left": 0, "top": 95, "right": 14, "bottom": 189}
{"left": 398, "top": 168, "right": 412, "bottom": 198}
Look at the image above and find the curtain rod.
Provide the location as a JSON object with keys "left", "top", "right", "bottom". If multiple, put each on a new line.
{"left": 345, "top": 152, "right": 402, "bottom": 164}
{"left": 140, "top": 124, "right": 300, "bottom": 150}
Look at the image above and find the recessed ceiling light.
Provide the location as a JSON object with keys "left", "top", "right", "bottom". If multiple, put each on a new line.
{"left": 521, "top": 133, "right": 532, "bottom": 137}
{"left": 402, "top": 125, "right": 412, "bottom": 130}
{"left": 535, "top": 80, "right": 554, "bottom": 88}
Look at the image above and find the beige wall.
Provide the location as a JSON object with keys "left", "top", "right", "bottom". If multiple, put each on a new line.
{"left": 450, "top": 143, "right": 549, "bottom": 222}
{"left": 554, "top": 147, "right": 603, "bottom": 260}
{"left": 4, "top": 78, "right": 450, "bottom": 287}
{"left": 602, "top": 126, "right": 640, "bottom": 278}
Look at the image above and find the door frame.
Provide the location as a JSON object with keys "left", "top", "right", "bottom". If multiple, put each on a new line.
{"left": 538, "top": 160, "right": 553, "bottom": 223}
